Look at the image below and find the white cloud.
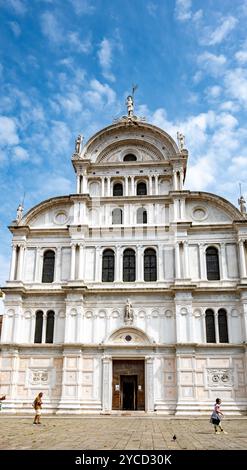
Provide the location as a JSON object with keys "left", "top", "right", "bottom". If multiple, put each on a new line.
{"left": 175, "top": 0, "right": 192, "bottom": 22}
{"left": 1, "top": 0, "right": 27, "bottom": 15}
{"left": 206, "top": 85, "right": 222, "bottom": 99}
{"left": 235, "top": 50, "right": 247, "bottom": 64}
{"left": 42, "top": 120, "right": 72, "bottom": 155}
{"left": 219, "top": 101, "right": 240, "bottom": 112}
{"left": 12, "top": 146, "right": 29, "bottom": 162}
{"left": 0, "top": 116, "right": 19, "bottom": 146}
{"left": 197, "top": 52, "right": 226, "bottom": 76}
{"left": 68, "top": 32, "right": 92, "bottom": 54}
{"left": 224, "top": 68, "right": 247, "bottom": 107}
{"left": 8, "top": 21, "right": 21, "bottom": 37}
{"left": 201, "top": 16, "right": 237, "bottom": 46}
{"left": 186, "top": 156, "right": 215, "bottom": 190}
{"left": 69, "top": 0, "right": 95, "bottom": 15}
{"left": 97, "top": 38, "right": 115, "bottom": 82}
{"left": 84, "top": 79, "right": 116, "bottom": 108}
{"left": 40, "top": 12, "right": 63, "bottom": 44}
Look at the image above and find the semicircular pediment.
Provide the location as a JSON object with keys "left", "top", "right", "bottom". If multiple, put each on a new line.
{"left": 96, "top": 140, "right": 165, "bottom": 164}
{"left": 81, "top": 121, "right": 179, "bottom": 164}
{"left": 105, "top": 326, "right": 153, "bottom": 345}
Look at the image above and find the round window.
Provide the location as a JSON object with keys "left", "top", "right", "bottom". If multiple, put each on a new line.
{"left": 125, "top": 335, "right": 132, "bottom": 342}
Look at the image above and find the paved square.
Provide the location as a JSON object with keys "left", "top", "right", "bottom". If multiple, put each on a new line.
{"left": 0, "top": 415, "right": 246, "bottom": 450}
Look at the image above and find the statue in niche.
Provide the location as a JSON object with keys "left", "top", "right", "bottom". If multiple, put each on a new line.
{"left": 177, "top": 131, "right": 185, "bottom": 150}
{"left": 75, "top": 134, "right": 83, "bottom": 154}
{"left": 124, "top": 299, "right": 134, "bottom": 324}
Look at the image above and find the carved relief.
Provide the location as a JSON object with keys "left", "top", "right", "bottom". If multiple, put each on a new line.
{"left": 30, "top": 370, "right": 49, "bottom": 385}
{"left": 207, "top": 369, "right": 233, "bottom": 387}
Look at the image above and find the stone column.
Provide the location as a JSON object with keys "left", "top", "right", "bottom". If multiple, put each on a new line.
{"left": 157, "top": 245, "right": 164, "bottom": 281}
{"left": 199, "top": 243, "right": 207, "bottom": 280}
{"left": 70, "top": 243, "right": 76, "bottom": 280}
{"left": 95, "top": 246, "right": 101, "bottom": 282}
{"left": 9, "top": 244, "right": 17, "bottom": 280}
{"left": 220, "top": 243, "right": 228, "bottom": 280}
{"left": 184, "top": 241, "right": 189, "bottom": 278}
{"left": 102, "top": 355, "right": 112, "bottom": 412}
{"left": 179, "top": 171, "right": 183, "bottom": 190}
{"left": 175, "top": 242, "right": 181, "bottom": 279}
{"left": 55, "top": 247, "right": 61, "bottom": 282}
{"left": 107, "top": 177, "right": 111, "bottom": 197}
{"left": 115, "top": 246, "right": 121, "bottom": 282}
{"left": 173, "top": 170, "right": 177, "bottom": 191}
{"left": 17, "top": 244, "right": 25, "bottom": 280}
{"left": 101, "top": 177, "right": 105, "bottom": 197}
{"left": 239, "top": 240, "right": 247, "bottom": 278}
{"left": 131, "top": 176, "right": 135, "bottom": 196}
{"left": 42, "top": 312, "right": 47, "bottom": 343}
{"left": 35, "top": 248, "right": 41, "bottom": 282}
{"left": 78, "top": 244, "right": 84, "bottom": 280}
{"left": 145, "top": 356, "right": 154, "bottom": 412}
{"left": 76, "top": 175, "right": 81, "bottom": 193}
{"left": 137, "top": 245, "right": 143, "bottom": 281}
{"left": 241, "top": 295, "right": 247, "bottom": 342}
{"left": 154, "top": 175, "right": 159, "bottom": 195}
{"left": 148, "top": 176, "right": 153, "bottom": 195}
{"left": 180, "top": 198, "right": 186, "bottom": 220}
{"left": 12, "top": 303, "right": 23, "bottom": 343}
{"left": 125, "top": 176, "right": 129, "bottom": 196}
{"left": 9, "top": 350, "right": 19, "bottom": 400}
{"left": 215, "top": 311, "right": 219, "bottom": 343}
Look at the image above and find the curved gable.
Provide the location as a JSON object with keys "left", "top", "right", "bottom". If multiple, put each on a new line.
{"left": 80, "top": 121, "right": 180, "bottom": 165}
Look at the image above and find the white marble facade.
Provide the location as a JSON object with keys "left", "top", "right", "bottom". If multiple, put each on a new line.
{"left": 0, "top": 113, "right": 247, "bottom": 415}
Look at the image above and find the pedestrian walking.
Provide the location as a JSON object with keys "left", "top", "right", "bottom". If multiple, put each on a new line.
{"left": 210, "top": 398, "right": 228, "bottom": 434}
{"left": 33, "top": 392, "right": 43, "bottom": 425}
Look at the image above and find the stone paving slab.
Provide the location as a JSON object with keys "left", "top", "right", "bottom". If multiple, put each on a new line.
{"left": 0, "top": 416, "right": 246, "bottom": 450}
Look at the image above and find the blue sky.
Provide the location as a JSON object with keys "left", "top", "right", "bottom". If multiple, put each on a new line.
{"left": 1, "top": 0, "right": 247, "bottom": 310}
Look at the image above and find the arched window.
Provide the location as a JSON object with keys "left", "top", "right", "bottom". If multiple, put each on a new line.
{"left": 218, "top": 309, "right": 229, "bottom": 343}
{"left": 137, "top": 207, "right": 147, "bottom": 224}
{"left": 144, "top": 248, "right": 157, "bottom": 281}
{"left": 205, "top": 309, "right": 216, "bottom": 343}
{"left": 102, "top": 249, "right": 115, "bottom": 282}
{"left": 123, "top": 249, "right": 136, "bottom": 282}
{"left": 206, "top": 247, "right": 220, "bottom": 280}
{"left": 42, "top": 250, "right": 55, "bottom": 283}
{"left": 112, "top": 208, "right": 122, "bottom": 224}
{"left": 34, "top": 310, "right": 43, "bottom": 343}
{"left": 137, "top": 182, "right": 147, "bottom": 196}
{"left": 123, "top": 154, "right": 137, "bottom": 162}
{"left": 46, "top": 310, "right": 55, "bottom": 343}
{"left": 113, "top": 182, "right": 123, "bottom": 196}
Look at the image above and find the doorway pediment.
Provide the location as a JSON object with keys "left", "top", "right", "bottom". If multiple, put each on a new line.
{"left": 106, "top": 327, "right": 152, "bottom": 345}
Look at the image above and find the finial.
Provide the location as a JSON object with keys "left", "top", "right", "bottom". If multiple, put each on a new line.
{"left": 177, "top": 131, "right": 185, "bottom": 151}
{"left": 238, "top": 183, "right": 246, "bottom": 214}
{"left": 75, "top": 134, "right": 83, "bottom": 154}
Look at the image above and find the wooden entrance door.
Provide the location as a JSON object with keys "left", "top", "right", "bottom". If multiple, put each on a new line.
{"left": 121, "top": 375, "right": 137, "bottom": 410}
{"left": 112, "top": 359, "right": 145, "bottom": 410}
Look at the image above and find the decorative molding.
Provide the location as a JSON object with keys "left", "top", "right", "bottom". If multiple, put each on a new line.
{"left": 207, "top": 368, "right": 233, "bottom": 388}
{"left": 30, "top": 369, "right": 49, "bottom": 385}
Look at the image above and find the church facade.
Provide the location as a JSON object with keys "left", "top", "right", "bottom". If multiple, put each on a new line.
{"left": 0, "top": 102, "right": 247, "bottom": 415}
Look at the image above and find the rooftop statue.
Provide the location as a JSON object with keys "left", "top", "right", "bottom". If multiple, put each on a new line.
{"left": 16, "top": 203, "right": 24, "bottom": 223}
{"left": 177, "top": 131, "right": 185, "bottom": 151}
{"left": 75, "top": 134, "right": 83, "bottom": 154}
